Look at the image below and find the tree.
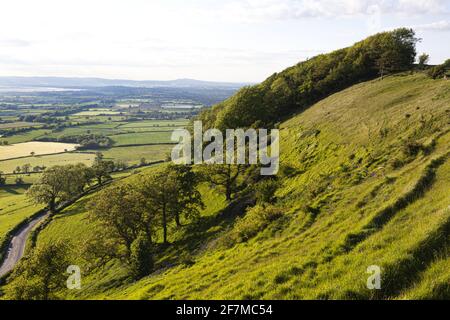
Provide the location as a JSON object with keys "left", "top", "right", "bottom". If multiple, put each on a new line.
{"left": 91, "top": 158, "right": 114, "bottom": 185}
{"left": 130, "top": 232, "right": 153, "bottom": 280}
{"left": 26, "top": 165, "right": 84, "bottom": 213}
{"left": 21, "top": 163, "right": 31, "bottom": 175}
{"left": 427, "top": 59, "right": 450, "bottom": 79}
{"left": 64, "top": 163, "right": 92, "bottom": 194}
{"left": 87, "top": 184, "right": 151, "bottom": 258}
{"left": 200, "top": 164, "right": 246, "bottom": 202}
{"left": 418, "top": 53, "right": 429, "bottom": 69}
{"left": 5, "top": 242, "right": 70, "bottom": 300}
{"left": 167, "top": 165, "right": 204, "bottom": 227}
{"left": 138, "top": 171, "right": 178, "bottom": 244}
{"left": 197, "top": 28, "right": 420, "bottom": 130}
{"left": 0, "top": 171, "right": 6, "bottom": 185}
{"left": 15, "top": 176, "right": 24, "bottom": 185}
{"left": 374, "top": 29, "right": 419, "bottom": 78}
{"left": 114, "top": 160, "right": 128, "bottom": 171}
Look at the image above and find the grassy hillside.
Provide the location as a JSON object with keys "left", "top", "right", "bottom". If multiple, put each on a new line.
{"left": 0, "top": 187, "right": 44, "bottom": 250}
{"left": 17, "top": 73, "right": 449, "bottom": 299}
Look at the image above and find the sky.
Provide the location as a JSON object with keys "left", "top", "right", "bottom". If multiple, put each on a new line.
{"left": 0, "top": 0, "right": 449, "bottom": 82}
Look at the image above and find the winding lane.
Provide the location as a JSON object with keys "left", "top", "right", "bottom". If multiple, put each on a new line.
{"left": 0, "top": 212, "right": 48, "bottom": 277}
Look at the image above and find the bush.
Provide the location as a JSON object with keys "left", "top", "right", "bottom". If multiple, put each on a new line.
{"left": 255, "top": 179, "right": 280, "bottom": 204}
{"left": 426, "top": 59, "right": 450, "bottom": 79}
{"left": 130, "top": 233, "right": 153, "bottom": 280}
{"left": 402, "top": 140, "right": 424, "bottom": 157}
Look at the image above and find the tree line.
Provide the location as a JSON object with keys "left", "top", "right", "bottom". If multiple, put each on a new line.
{"left": 26, "top": 154, "right": 115, "bottom": 213}
{"left": 197, "top": 28, "right": 420, "bottom": 131}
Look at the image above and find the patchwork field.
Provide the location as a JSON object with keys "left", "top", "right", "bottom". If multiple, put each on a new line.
{"left": 0, "top": 117, "right": 188, "bottom": 182}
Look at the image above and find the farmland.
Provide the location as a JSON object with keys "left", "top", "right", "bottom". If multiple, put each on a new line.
{"left": 0, "top": 153, "right": 96, "bottom": 174}
{"left": 0, "top": 142, "right": 79, "bottom": 160}
{"left": 0, "top": 92, "right": 192, "bottom": 170}
{"left": 109, "top": 131, "right": 173, "bottom": 146}
{"left": 92, "top": 145, "right": 171, "bottom": 165}
{"left": 0, "top": 83, "right": 238, "bottom": 272}
{"left": 1, "top": 73, "right": 260, "bottom": 301}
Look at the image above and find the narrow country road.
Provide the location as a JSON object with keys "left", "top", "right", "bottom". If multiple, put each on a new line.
{"left": 0, "top": 212, "right": 49, "bottom": 277}
{"left": 0, "top": 173, "right": 132, "bottom": 278}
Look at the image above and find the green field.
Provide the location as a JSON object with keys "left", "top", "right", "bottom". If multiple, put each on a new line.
{"left": 0, "top": 129, "right": 49, "bottom": 144}
{"left": 42, "top": 126, "right": 123, "bottom": 139}
{"left": 110, "top": 131, "right": 174, "bottom": 146}
{"left": 0, "top": 122, "right": 42, "bottom": 129}
{"left": 117, "top": 120, "right": 188, "bottom": 128}
{"left": 88, "top": 144, "right": 171, "bottom": 164}
{"left": 0, "top": 187, "right": 43, "bottom": 247}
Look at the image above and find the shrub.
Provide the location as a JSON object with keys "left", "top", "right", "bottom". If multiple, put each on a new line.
{"left": 402, "top": 140, "right": 424, "bottom": 157}
{"left": 255, "top": 179, "right": 280, "bottom": 204}
{"left": 130, "top": 232, "right": 153, "bottom": 280}
{"left": 426, "top": 59, "right": 450, "bottom": 79}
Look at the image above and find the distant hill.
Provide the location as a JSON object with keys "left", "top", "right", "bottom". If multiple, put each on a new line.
{"left": 0, "top": 76, "right": 250, "bottom": 89}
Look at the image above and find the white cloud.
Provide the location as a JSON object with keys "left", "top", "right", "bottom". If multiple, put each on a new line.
{"left": 0, "top": 39, "right": 31, "bottom": 47}
{"left": 413, "top": 19, "right": 450, "bottom": 31}
{"left": 0, "top": 0, "right": 448, "bottom": 81}
{"left": 219, "top": 0, "right": 449, "bottom": 22}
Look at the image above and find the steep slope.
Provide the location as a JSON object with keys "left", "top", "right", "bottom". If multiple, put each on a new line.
{"left": 18, "top": 73, "right": 449, "bottom": 300}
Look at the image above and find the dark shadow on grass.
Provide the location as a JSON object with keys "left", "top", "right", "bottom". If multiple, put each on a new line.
{"left": 153, "top": 194, "right": 255, "bottom": 270}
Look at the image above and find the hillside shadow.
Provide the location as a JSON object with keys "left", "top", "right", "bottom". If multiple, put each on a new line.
{"left": 154, "top": 195, "right": 255, "bottom": 269}
{"left": 1, "top": 186, "right": 20, "bottom": 195}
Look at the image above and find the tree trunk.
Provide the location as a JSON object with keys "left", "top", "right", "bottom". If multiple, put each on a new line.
{"left": 225, "top": 186, "right": 232, "bottom": 202}
{"left": 49, "top": 198, "right": 56, "bottom": 214}
{"left": 175, "top": 213, "right": 181, "bottom": 227}
{"left": 225, "top": 165, "right": 232, "bottom": 202}
{"left": 162, "top": 203, "right": 168, "bottom": 244}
